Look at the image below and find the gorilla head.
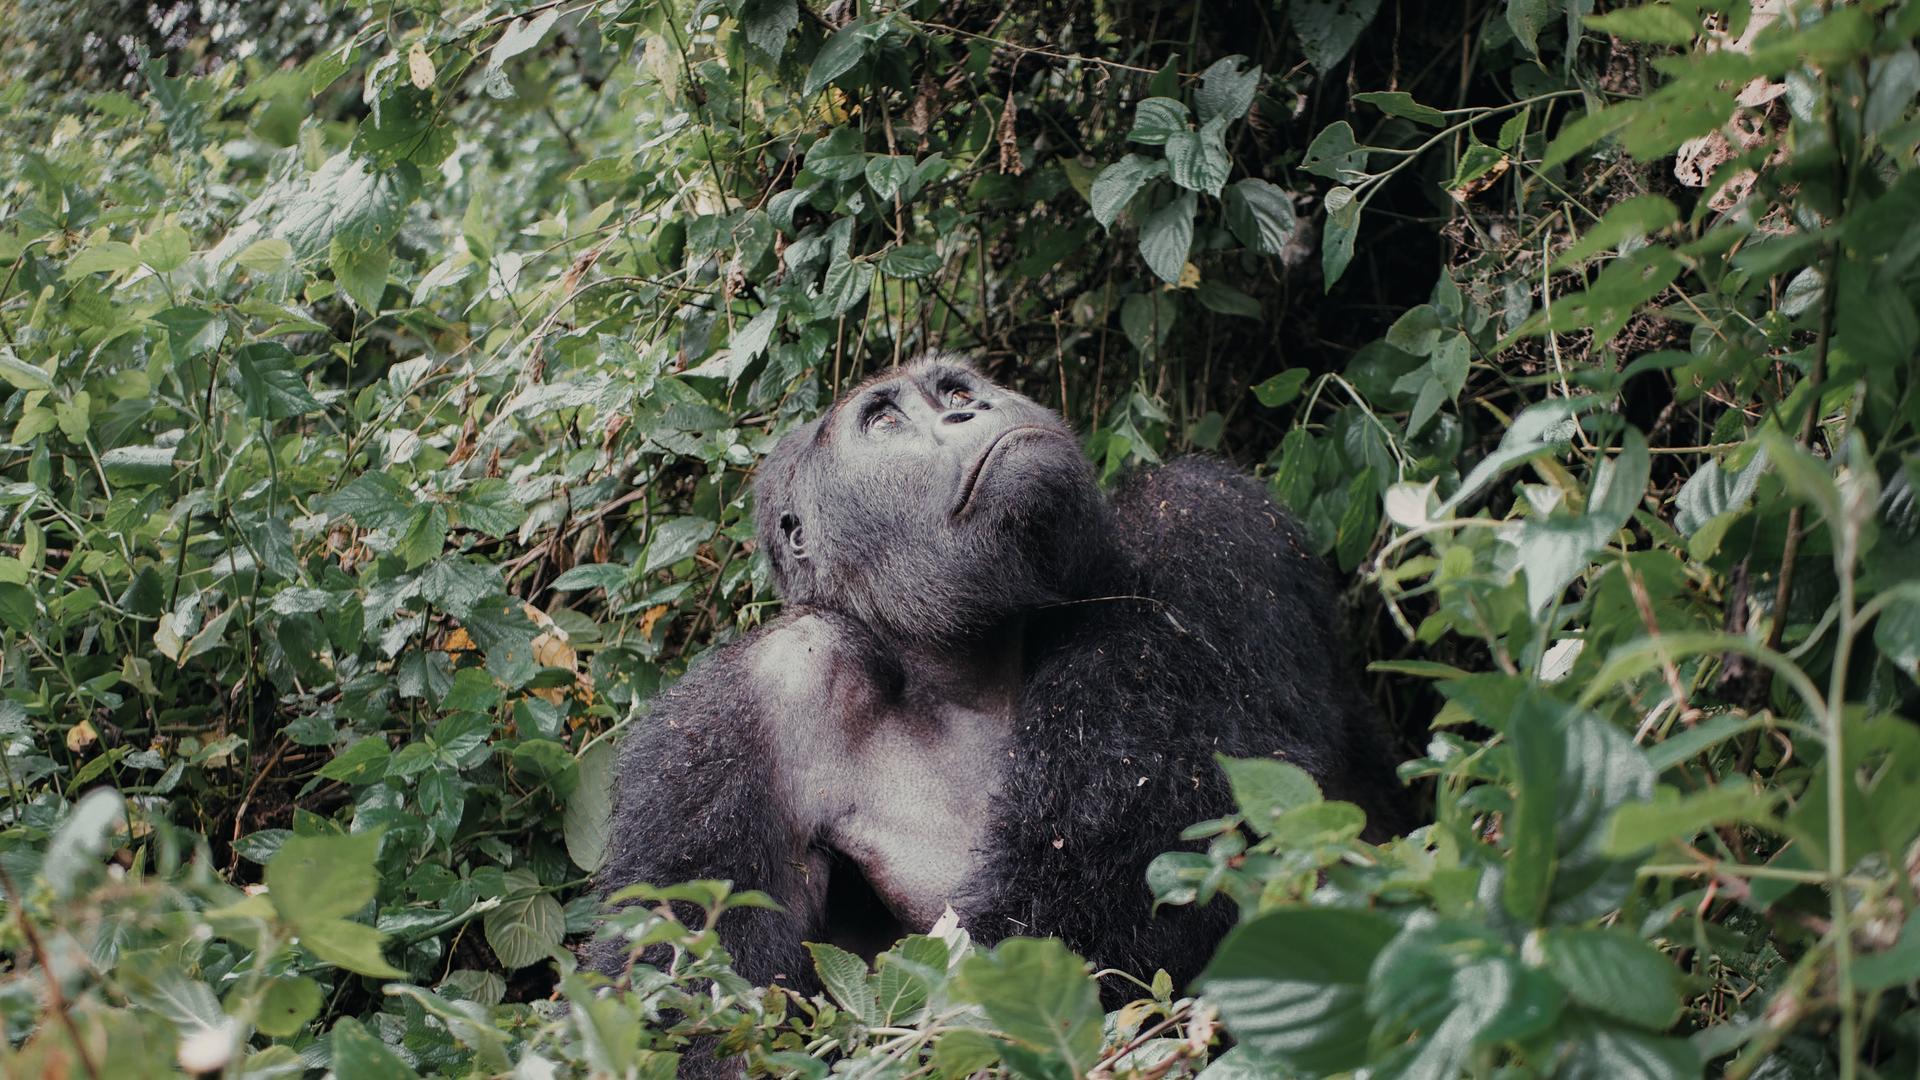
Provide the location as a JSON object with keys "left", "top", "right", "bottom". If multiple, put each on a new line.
{"left": 753, "top": 354, "right": 1112, "bottom": 642}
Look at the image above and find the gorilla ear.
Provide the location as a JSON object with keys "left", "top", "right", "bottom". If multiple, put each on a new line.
{"left": 779, "top": 512, "right": 809, "bottom": 561}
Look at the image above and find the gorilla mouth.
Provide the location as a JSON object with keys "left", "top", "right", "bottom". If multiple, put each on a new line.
{"left": 952, "top": 426, "right": 1061, "bottom": 518}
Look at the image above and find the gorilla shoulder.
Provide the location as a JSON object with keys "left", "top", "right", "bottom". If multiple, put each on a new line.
{"left": 736, "top": 609, "right": 889, "bottom": 721}
{"left": 1111, "top": 456, "right": 1325, "bottom": 597}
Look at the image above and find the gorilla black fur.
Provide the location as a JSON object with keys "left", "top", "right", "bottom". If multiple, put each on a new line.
{"left": 588, "top": 355, "right": 1410, "bottom": 1072}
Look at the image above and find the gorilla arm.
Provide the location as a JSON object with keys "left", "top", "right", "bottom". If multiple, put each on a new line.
{"left": 584, "top": 636, "right": 825, "bottom": 991}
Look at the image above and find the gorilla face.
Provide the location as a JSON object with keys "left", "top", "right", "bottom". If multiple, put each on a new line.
{"left": 755, "top": 355, "right": 1109, "bottom": 641}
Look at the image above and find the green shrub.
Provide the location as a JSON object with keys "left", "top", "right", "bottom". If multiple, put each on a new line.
{"left": 2, "top": 0, "right": 1918, "bottom": 1076}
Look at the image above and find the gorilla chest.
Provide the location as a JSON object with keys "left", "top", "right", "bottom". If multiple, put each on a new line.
{"left": 785, "top": 695, "right": 1012, "bottom": 930}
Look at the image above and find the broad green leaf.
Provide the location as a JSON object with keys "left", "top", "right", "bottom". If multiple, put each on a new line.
{"left": 1603, "top": 783, "right": 1779, "bottom": 856}
{"left": 1217, "top": 753, "right": 1321, "bottom": 834}
{"left": 329, "top": 1017, "right": 419, "bottom": 1079}
{"left": 1293, "top": 0, "right": 1384, "bottom": 73}
{"left": 484, "top": 871, "right": 566, "bottom": 969}
{"left": 1584, "top": 4, "right": 1698, "bottom": 45}
{"left": 808, "top": 942, "right": 880, "bottom": 1023}
{"left": 1139, "top": 190, "right": 1197, "bottom": 286}
{"left": 266, "top": 829, "right": 382, "bottom": 925}
{"left": 1128, "top": 97, "right": 1190, "bottom": 146}
{"left": 1540, "top": 929, "right": 1682, "bottom": 1030}
{"left": 1090, "top": 154, "right": 1165, "bottom": 228}
{"left": 1553, "top": 195, "right": 1680, "bottom": 270}
{"left": 564, "top": 740, "right": 615, "bottom": 874}
{"left": 1251, "top": 369, "right": 1310, "bottom": 408}
{"left": 256, "top": 976, "right": 324, "bottom": 1037}
{"left": 740, "top": 0, "right": 799, "bottom": 58}
{"left": 353, "top": 85, "right": 454, "bottom": 168}
{"left": 1196, "top": 907, "right": 1397, "bottom": 1073}
{"left": 1196, "top": 56, "right": 1261, "bottom": 123}
{"left": 1508, "top": 0, "right": 1563, "bottom": 56}
{"left": 805, "top": 17, "right": 874, "bottom": 96}
{"left": 232, "top": 342, "right": 321, "bottom": 419}
{"left": 953, "top": 939, "right": 1102, "bottom": 1074}
{"left": 1322, "top": 186, "right": 1361, "bottom": 288}
{"left": 41, "top": 789, "right": 125, "bottom": 899}
{"left": 1223, "top": 179, "right": 1298, "bottom": 255}
{"left": 1300, "top": 121, "right": 1372, "bottom": 182}
{"left": 330, "top": 232, "right": 390, "bottom": 311}
{"left": 1166, "top": 118, "right": 1231, "bottom": 195}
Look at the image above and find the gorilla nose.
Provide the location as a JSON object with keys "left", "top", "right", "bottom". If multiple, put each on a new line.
{"left": 942, "top": 411, "right": 975, "bottom": 424}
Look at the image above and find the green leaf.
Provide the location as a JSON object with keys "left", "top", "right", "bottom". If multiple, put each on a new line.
{"left": 1553, "top": 195, "right": 1681, "bottom": 270}
{"left": 1251, "top": 369, "right": 1310, "bottom": 408}
{"left": 1138, "top": 190, "right": 1197, "bottom": 286}
{"left": 484, "top": 870, "right": 566, "bottom": 969}
{"left": 1166, "top": 118, "right": 1232, "bottom": 196}
{"left": 1222, "top": 179, "right": 1298, "bottom": 255}
{"left": 1540, "top": 929, "right": 1682, "bottom": 1030}
{"left": 808, "top": 942, "right": 880, "bottom": 1023}
{"left": 564, "top": 740, "right": 615, "bottom": 874}
{"left": 953, "top": 939, "right": 1102, "bottom": 1074}
{"left": 256, "top": 976, "right": 324, "bottom": 1037}
{"left": 317, "top": 737, "right": 392, "bottom": 785}
{"left": 1292, "top": 0, "right": 1383, "bottom": 73}
{"left": 1354, "top": 90, "right": 1445, "bottom": 126}
{"left": 805, "top": 17, "right": 873, "bottom": 96}
{"left": 329, "top": 1017, "right": 420, "bottom": 1078}
{"left": 1217, "top": 754, "right": 1321, "bottom": 835}
{"left": 642, "top": 516, "right": 715, "bottom": 575}
{"left": 232, "top": 342, "right": 321, "bottom": 419}
{"left": 353, "top": 85, "right": 455, "bottom": 168}
{"left": 266, "top": 829, "right": 382, "bottom": 925}
{"left": 0, "top": 347, "right": 54, "bottom": 391}
{"left": 1556, "top": 1015, "right": 1701, "bottom": 1080}
{"left": 1090, "top": 154, "right": 1166, "bottom": 228}
{"left": 550, "top": 564, "right": 628, "bottom": 592}
{"left": 1129, "top": 97, "right": 1190, "bottom": 147}
{"left": 1322, "top": 186, "right": 1361, "bottom": 288}
{"left": 275, "top": 152, "right": 421, "bottom": 262}
{"left": 330, "top": 232, "right": 390, "bottom": 312}
{"left": 300, "top": 922, "right": 403, "bottom": 976}
{"left": 740, "top": 0, "right": 799, "bottom": 59}
{"left": 816, "top": 250, "right": 876, "bottom": 317}
{"left": 874, "top": 935, "right": 946, "bottom": 1025}
{"left": 41, "top": 789, "right": 125, "bottom": 899}
{"left": 1196, "top": 56, "right": 1261, "bottom": 123}
{"left": 806, "top": 126, "right": 866, "bottom": 180}
{"left": 1365, "top": 917, "right": 1564, "bottom": 1072}
{"left": 1603, "top": 783, "right": 1779, "bottom": 856}
{"left": 1584, "top": 4, "right": 1698, "bottom": 45}
{"left": 1301, "top": 121, "right": 1373, "bottom": 183}
{"left": 878, "top": 243, "right": 941, "bottom": 279}
{"left": 1196, "top": 907, "right": 1398, "bottom": 1074}
{"left": 864, "top": 154, "right": 915, "bottom": 202}
{"left": 1875, "top": 590, "right": 1920, "bottom": 684}
{"left": 137, "top": 223, "right": 191, "bottom": 272}
{"left": 1508, "top": 0, "right": 1564, "bottom": 56}
{"left": 1517, "top": 428, "right": 1649, "bottom": 614}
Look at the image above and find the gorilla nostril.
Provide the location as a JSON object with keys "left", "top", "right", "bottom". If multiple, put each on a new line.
{"left": 943, "top": 411, "right": 975, "bottom": 424}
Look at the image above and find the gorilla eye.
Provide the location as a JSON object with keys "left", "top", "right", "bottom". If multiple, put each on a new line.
{"left": 945, "top": 387, "right": 975, "bottom": 408}
{"left": 864, "top": 406, "right": 902, "bottom": 432}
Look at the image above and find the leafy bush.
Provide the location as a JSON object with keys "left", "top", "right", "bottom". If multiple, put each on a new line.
{"left": 3, "top": 0, "right": 1919, "bottom": 1077}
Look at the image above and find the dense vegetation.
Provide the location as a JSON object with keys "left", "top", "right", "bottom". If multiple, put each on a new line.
{"left": 3, "top": 0, "right": 1919, "bottom": 1076}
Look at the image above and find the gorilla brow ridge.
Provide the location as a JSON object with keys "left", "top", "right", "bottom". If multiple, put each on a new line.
{"left": 811, "top": 352, "right": 985, "bottom": 448}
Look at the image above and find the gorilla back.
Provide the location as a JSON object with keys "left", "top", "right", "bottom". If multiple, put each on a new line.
{"left": 589, "top": 353, "right": 1410, "bottom": 1020}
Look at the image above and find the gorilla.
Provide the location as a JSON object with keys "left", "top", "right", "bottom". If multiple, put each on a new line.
{"left": 588, "top": 353, "right": 1410, "bottom": 1056}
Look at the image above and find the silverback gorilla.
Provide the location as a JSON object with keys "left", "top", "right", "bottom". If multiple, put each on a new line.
{"left": 588, "top": 353, "right": 1410, "bottom": 1060}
